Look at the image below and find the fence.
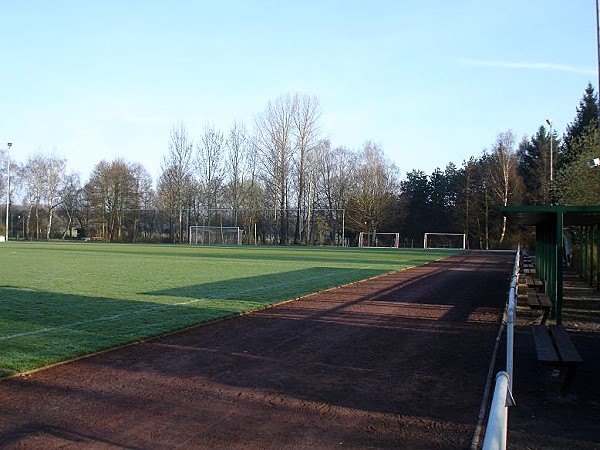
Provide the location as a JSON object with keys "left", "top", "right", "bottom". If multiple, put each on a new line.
{"left": 481, "top": 246, "right": 520, "bottom": 450}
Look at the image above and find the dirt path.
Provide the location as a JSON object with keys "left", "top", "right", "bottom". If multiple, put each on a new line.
{"left": 0, "top": 251, "right": 513, "bottom": 449}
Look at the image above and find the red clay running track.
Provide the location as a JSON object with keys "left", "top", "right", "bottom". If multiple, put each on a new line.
{"left": 0, "top": 251, "right": 513, "bottom": 449}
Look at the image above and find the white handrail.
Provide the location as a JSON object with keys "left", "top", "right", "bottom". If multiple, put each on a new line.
{"left": 482, "top": 246, "right": 520, "bottom": 450}
{"left": 482, "top": 371, "right": 510, "bottom": 450}
{"left": 506, "top": 247, "right": 519, "bottom": 389}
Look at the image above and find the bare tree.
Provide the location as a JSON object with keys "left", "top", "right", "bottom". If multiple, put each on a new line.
{"left": 85, "top": 159, "right": 148, "bottom": 242}
{"left": 197, "top": 123, "right": 225, "bottom": 222}
{"left": 317, "top": 141, "right": 355, "bottom": 245}
{"left": 21, "top": 154, "right": 47, "bottom": 239}
{"left": 487, "top": 131, "right": 518, "bottom": 244}
{"left": 157, "top": 165, "right": 188, "bottom": 241}
{"left": 44, "top": 153, "right": 67, "bottom": 239}
{"left": 225, "top": 120, "right": 249, "bottom": 224}
{"left": 129, "top": 163, "right": 154, "bottom": 242}
{"left": 19, "top": 152, "right": 67, "bottom": 239}
{"left": 255, "top": 94, "right": 297, "bottom": 244}
{"left": 59, "top": 172, "right": 84, "bottom": 239}
{"left": 159, "top": 122, "right": 194, "bottom": 242}
{"left": 346, "top": 141, "right": 399, "bottom": 240}
{"left": 292, "top": 94, "right": 321, "bottom": 244}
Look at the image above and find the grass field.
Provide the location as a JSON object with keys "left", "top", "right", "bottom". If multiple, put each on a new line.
{"left": 0, "top": 242, "right": 459, "bottom": 376}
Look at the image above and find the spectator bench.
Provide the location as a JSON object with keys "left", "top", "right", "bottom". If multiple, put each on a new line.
{"left": 526, "top": 292, "right": 552, "bottom": 324}
{"left": 532, "top": 324, "right": 582, "bottom": 396}
{"left": 517, "top": 276, "right": 550, "bottom": 324}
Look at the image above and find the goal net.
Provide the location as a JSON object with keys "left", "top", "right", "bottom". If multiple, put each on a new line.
{"left": 423, "top": 233, "right": 466, "bottom": 250}
{"left": 358, "top": 232, "right": 400, "bottom": 248}
{"left": 189, "top": 226, "right": 242, "bottom": 245}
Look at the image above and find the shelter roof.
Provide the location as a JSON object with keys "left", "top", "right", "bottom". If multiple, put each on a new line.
{"left": 503, "top": 205, "right": 600, "bottom": 227}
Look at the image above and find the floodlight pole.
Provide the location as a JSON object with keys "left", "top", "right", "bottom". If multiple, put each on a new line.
{"left": 342, "top": 209, "right": 345, "bottom": 247}
{"left": 597, "top": 0, "right": 600, "bottom": 136}
{"left": 5, "top": 142, "right": 12, "bottom": 242}
{"left": 545, "top": 119, "right": 554, "bottom": 183}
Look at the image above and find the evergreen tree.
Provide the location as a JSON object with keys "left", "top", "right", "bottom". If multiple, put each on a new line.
{"left": 455, "top": 157, "right": 489, "bottom": 248}
{"left": 398, "top": 170, "right": 430, "bottom": 245}
{"left": 561, "top": 82, "right": 598, "bottom": 166}
{"left": 517, "top": 125, "right": 554, "bottom": 204}
{"left": 554, "top": 124, "right": 600, "bottom": 205}
{"left": 427, "top": 163, "right": 462, "bottom": 232}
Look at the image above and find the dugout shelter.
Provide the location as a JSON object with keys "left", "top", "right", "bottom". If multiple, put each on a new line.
{"left": 503, "top": 205, "right": 600, "bottom": 325}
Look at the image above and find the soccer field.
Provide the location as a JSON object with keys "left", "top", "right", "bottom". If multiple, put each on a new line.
{"left": 0, "top": 242, "right": 458, "bottom": 376}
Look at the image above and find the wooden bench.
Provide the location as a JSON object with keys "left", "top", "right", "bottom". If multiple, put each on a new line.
{"left": 520, "top": 266, "right": 536, "bottom": 276}
{"left": 532, "top": 325, "right": 582, "bottom": 396}
{"left": 524, "top": 276, "right": 543, "bottom": 291}
{"left": 527, "top": 292, "right": 552, "bottom": 324}
{"left": 521, "top": 254, "right": 535, "bottom": 265}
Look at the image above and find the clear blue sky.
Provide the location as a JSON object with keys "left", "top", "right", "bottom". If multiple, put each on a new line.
{"left": 1, "top": 1, "right": 597, "bottom": 182}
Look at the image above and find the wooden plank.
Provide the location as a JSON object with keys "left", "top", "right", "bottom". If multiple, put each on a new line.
{"left": 532, "top": 325, "right": 559, "bottom": 363}
{"left": 527, "top": 292, "right": 541, "bottom": 307}
{"left": 549, "top": 325, "right": 583, "bottom": 364}
{"left": 537, "top": 293, "right": 552, "bottom": 308}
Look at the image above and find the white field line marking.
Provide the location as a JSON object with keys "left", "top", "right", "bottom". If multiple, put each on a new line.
{"left": 0, "top": 266, "right": 374, "bottom": 342}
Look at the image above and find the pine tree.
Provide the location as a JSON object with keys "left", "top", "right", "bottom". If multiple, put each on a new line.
{"left": 517, "top": 126, "right": 554, "bottom": 204}
{"left": 561, "top": 82, "right": 598, "bottom": 166}
{"left": 554, "top": 124, "right": 600, "bottom": 205}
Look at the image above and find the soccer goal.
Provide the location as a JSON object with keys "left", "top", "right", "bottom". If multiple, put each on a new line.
{"left": 189, "top": 226, "right": 242, "bottom": 245}
{"left": 423, "top": 233, "right": 466, "bottom": 250}
{"left": 358, "top": 232, "right": 400, "bottom": 248}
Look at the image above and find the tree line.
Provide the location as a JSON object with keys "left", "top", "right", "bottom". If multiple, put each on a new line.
{"left": 1, "top": 86, "right": 599, "bottom": 248}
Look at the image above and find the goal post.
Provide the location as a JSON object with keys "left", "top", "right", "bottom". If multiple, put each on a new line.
{"left": 423, "top": 233, "right": 466, "bottom": 250}
{"left": 358, "top": 232, "right": 400, "bottom": 248}
{"left": 189, "top": 226, "right": 242, "bottom": 245}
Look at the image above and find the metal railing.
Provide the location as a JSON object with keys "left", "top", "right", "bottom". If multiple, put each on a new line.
{"left": 482, "top": 246, "right": 520, "bottom": 450}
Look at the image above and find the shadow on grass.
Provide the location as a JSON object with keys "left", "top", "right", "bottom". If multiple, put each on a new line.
{"left": 0, "top": 286, "right": 246, "bottom": 376}
{"left": 0, "top": 267, "right": 385, "bottom": 375}
{"left": 143, "top": 267, "right": 387, "bottom": 301}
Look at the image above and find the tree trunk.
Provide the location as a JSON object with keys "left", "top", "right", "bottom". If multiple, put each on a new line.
{"left": 46, "top": 207, "right": 54, "bottom": 240}
{"left": 499, "top": 215, "right": 508, "bottom": 245}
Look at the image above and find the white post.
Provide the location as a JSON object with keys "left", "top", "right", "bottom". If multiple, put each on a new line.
{"left": 5, "top": 143, "right": 12, "bottom": 242}
{"left": 342, "top": 208, "right": 345, "bottom": 247}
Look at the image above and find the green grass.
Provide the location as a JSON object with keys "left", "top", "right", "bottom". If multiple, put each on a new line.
{"left": 0, "top": 242, "right": 459, "bottom": 376}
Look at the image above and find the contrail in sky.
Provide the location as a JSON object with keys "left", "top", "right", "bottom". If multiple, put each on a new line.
{"left": 457, "top": 58, "right": 595, "bottom": 76}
